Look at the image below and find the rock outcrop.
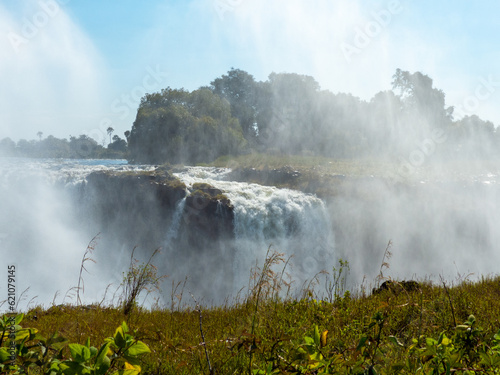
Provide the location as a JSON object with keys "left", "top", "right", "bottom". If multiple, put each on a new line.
{"left": 79, "top": 169, "right": 235, "bottom": 258}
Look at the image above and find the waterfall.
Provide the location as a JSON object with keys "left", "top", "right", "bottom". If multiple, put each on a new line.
{"left": 165, "top": 196, "right": 187, "bottom": 244}
{"left": 0, "top": 159, "right": 336, "bottom": 307}
{"left": 174, "top": 167, "right": 336, "bottom": 294}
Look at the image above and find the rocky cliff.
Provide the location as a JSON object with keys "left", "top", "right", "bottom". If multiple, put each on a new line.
{"left": 79, "top": 168, "right": 234, "bottom": 255}
{"left": 78, "top": 168, "right": 236, "bottom": 301}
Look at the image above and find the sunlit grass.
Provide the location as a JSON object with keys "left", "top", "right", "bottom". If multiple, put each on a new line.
{"left": 210, "top": 153, "right": 396, "bottom": 176}
{"left": 16, "top": 263, "right": 500, "bottom": 374}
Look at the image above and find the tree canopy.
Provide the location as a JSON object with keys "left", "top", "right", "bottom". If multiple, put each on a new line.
{"left": 124, "top": 68, "right": 500, "bottom": 164}
{"left": 7, "top": 68, "right": 497, "bottom": 164}
{"left": 127, "top": 88, "right": 247, "bottom": 164}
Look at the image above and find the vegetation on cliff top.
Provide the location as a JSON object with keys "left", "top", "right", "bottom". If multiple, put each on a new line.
{"left": 4, "top": 68, "right": 499, "bottom": 168}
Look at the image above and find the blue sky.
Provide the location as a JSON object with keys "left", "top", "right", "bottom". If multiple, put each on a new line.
{"left": 1, "top": 0, "right": 499, "bottom": 142}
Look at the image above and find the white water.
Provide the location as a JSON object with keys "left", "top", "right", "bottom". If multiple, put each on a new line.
{"left": 165, "top": 197, "right": 187, "bottom": 243}
{"left": 2, "top": 158, "right": 500, "bottom": 308}
{"left": 174, "top": 167, "right": 335, "bottom": 294}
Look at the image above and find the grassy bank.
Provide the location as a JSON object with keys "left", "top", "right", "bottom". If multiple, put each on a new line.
{"left": 4, "top": 253, "right": 500, "bottom": 374}
{"left": 210, "top": 153, "right": 500, "bottom": 180}
{"left": 210, "top": 154, "right": 397, "bottom": 177}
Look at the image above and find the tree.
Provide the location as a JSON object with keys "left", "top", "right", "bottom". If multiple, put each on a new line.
{"left": 210, "top": 68, "right": 261, "bottom": 142}
{"left": 0, "top": 138, "right": 16, "bottom": 156}
{"left": 107, "top": 127, "right": 114, "bottom": 145}
{"left": 69, "top": 134, "right": 102, "bottom": 158}
{"left": 261, "top": 72, "right": 321, "bottom": 154}
{"left": 392, "top": 69, "right": 453, "bottom": 131}
{"left": 128, "top": 88, "right": 246, "bottom": 164}
{"left": 108, "top": 135, "right": 127, "bottom": 153}
{"left": 37, "top": 131, "right": 43, "bottom": 141}
{"left": 448, "top": 115, "right": 496, "bottom": 158}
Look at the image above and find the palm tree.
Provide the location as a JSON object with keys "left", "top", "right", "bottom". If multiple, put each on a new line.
{"left": 107, "top": 127, "right": 114, "bottom": 145}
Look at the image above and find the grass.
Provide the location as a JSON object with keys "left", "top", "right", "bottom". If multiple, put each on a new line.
{"left": 210, "top": 153, "right": 500, "bottom": 184}
{"left": 7, "top": 251, "right": 500, "bottom": 374}
{"left": 210, "top": 153, "right": 397, "bottom": 177}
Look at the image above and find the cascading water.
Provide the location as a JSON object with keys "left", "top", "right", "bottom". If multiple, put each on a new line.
{"left": 165, "top": 197, "right": 187, "bottom": 244}
{"left": 0, "top": 159, "right": 336, "bottom": 308}
{"left": 3, "top": 158, "right": 500, "bottom": 309}
{"left": 173, "top": 167, "right": 336, "bottom": 295}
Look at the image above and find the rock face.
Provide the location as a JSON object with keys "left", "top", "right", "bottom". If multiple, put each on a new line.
{"left": 79, "top": 169, "right": 234, "bottom": 254}
{"left": 80, "top": 169, "right": 187, "bottom": 249}
{"left": 372, "top": 280, "right": 420, "bottom": 295}
{"left": 78, "top": 168, "right": 236, "bottom": 301}
{"left": 182, "top": 186, "right": 234, "bottom": 245}
{"left": 173, "top": 184, "right": 236, "bottom": 299}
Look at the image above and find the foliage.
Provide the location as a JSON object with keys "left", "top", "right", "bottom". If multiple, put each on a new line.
{"left": 4, "top": 248, "right": 500, "bottom": 374}
{"left": 0, "top": 314, "right": 150, "bottom": 374}
{"left": 127, "top": 87, "right": 247, "bottom": 164}
{"left": 127, "top": 67, "right": 500, "bottom": 165}
{"left": 4, "top": 68, "right": 500, "bottom": 163}
{"left": 120, "top": 248, "right": 165, "bottom": 316}
{"left": 0, "top": 134, "right": 127, "bottom": 159}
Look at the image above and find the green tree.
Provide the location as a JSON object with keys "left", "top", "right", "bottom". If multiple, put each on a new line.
{"left": 108, "top": 135, "right": 127, "bottom": 153}
{"left": 39, "top": 135, "right": 71, "bottom": 158}
{"left": 392, "top": 69, "right": 453, "bottom": 131}
{"left": 69, "top": 135, "right": 103, "bottom": 158}
{"left": 128, "top": 88, "right": 246, "bottom": 164}
{"left": 210, "top": 68, "right": 262, "bottom": 143}
{"left": 261, "top": 72, "right": 321, "bottom": 154}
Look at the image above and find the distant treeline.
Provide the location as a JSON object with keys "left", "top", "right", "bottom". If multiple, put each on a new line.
{"left": 127, "top": 68, "right": 499, "bottom": 165}
{"left": 3, "top": 68, "right": 498, "bottom": 164}
{"left": 0, "top": 134, "right": 127, "bottom": 159}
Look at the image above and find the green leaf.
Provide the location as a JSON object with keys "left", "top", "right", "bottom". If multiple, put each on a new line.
{"left": 96, "top": 356, "right": 111, "bottom": 375}
{"left": 112, "top": 363, "right": 141, "bottom": 375}
{"left": 14, "top": 314, "right": 24, "bottom": 325}
{"left": 59, "top": 360, "right": 92, "bottom": 375}
{"left": 114, "top": 326, "right": 127, "bottom": 349}
{"left": 95, "top": 342, "right": 112, "bottom": 367}
{"left": 303, "top": 336, "right": 315, "bottom": 346}
{"left": 125, "top": 340, "right": 151, "bottom": 357}
{"left": 0, "top": 348, "right": 11, "bottom": 363}
{"left": 89, "top": 346, "right": 98, "bottom": 358}
{"left": 121, "top": 321, "right": 129, "bottom": 334}
{"left": 426, "top": 337, "right": 437, "bottom": 347}
{"left": 69, "top": 343, "right": 92, "bottom": 363}
{"left": 356, "top": 336, "right": 368, "bottom": 351}
{"left": 122, "top": 356, "right": 141, "bottom": 366}
{"left": 16, "top": 327, "right": 38, "bottom": 341}
{"left": 313, "top": 325, "right": 320, "bottom": 347}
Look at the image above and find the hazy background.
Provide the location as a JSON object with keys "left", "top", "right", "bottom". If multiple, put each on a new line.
{"left": 1, "top": 0, "right": 499, "bottom": 143}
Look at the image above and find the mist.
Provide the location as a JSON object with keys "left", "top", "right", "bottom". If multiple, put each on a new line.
{"left": 1, "top": 1, "right": 500, "bottom": 310}
{"left": 0, "top": 1, "right": 108, "bottom": 141}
